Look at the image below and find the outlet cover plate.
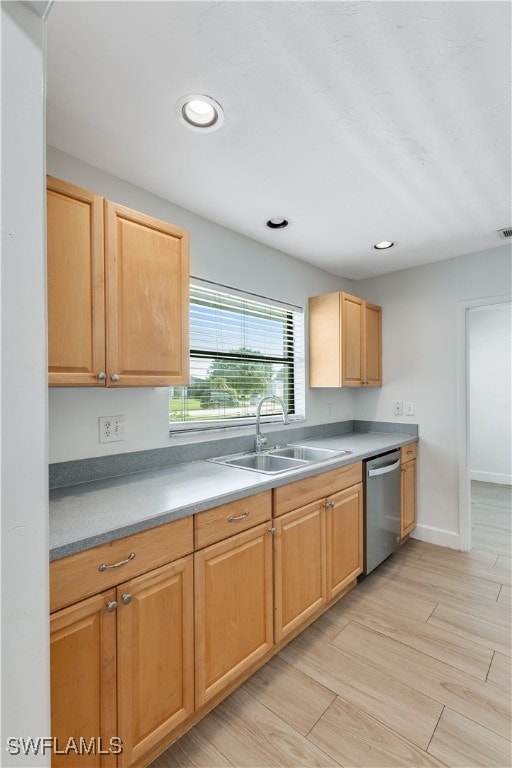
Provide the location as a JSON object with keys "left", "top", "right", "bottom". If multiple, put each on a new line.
{"left": 99, "top": 415, "right": 124, "bottom": 443}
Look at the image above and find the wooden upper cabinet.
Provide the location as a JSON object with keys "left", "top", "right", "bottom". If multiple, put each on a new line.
{"left": 47, "top": 177, "right": 190, "bottom": 387}
{"left": 47, "top": 177, "right": 105, "bottom": 386}
{"left": 105, "top": 201, "right": 189, "bottom": 387}
{"left": 308, "top": 291, "right": 382, "bottom": 387}
{"left": 363, "top": 301, "right": 382, "bottom": 387}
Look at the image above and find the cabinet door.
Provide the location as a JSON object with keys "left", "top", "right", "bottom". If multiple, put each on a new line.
{"left": 104, "top": 201, "right": 189, "bottom": 387}
{"left": 116, "top": 556, "right": 194, "bottom": 768}
{"left": 364, "top": 302, "right": 382, "bottom": 386}
{"left": 273, "top": 501, "right": 326, "bottom": 643}
{"left": 326, "top": 484, "right": 363, "bottom": 600}
{"left": 401, "top": 459, "right": 416, "bottom": 538}
{"left": 341, "top": 293, "right": 364, "bottom": 386}
{"left": 47, "top": 176, "right": 105, "bottom": 386}
{"left": 50, "top": 591, "right": 117, "bottom": 768}
{"left": 195, "top": 523, "right": 273, "bottom": 707}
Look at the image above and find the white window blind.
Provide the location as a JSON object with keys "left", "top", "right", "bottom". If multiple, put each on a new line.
{"left": 170, "top": 280, "right": 305, "bottom": 428}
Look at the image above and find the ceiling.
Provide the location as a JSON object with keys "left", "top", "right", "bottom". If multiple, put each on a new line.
{"left": 46, "top": 1, "right": 511, "bottom": 280}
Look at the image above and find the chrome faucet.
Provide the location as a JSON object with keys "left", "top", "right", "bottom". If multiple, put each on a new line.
{"left": 255, "top": 395, "right": 289, "bottom": 452}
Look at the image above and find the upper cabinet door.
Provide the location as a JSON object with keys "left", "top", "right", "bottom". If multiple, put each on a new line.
{"left": 363, "top": 301, "right": 382, "bottom": 387}
{"left": 47, "top": 176, "right": 106, "bottom": 386}
{"left": 341, "top": 292, "right": 364, "bottom": 386}
{"left": 104, "top": 201, "right": 190, "bottom": 387}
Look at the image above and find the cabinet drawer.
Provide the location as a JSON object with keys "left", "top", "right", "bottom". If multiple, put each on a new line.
{"left": 401, "top": 443, "right": 417, "bottom": 463}
{"left": 50, "top": 516, "right": 193, "bottom": 613}
{"left": 194, "top": 491, "right": 271, "bottom": 550}
{"left": 273, "top": 462, "right": 362, "bottom": 517}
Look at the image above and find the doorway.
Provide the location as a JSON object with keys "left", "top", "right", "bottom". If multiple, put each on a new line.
{"left": 457, "top": 296, "right": 512, "bottom": 552}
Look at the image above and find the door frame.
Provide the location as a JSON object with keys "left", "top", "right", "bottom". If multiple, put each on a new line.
{"left": 456, "top": 293, "right": 511, "bottom": 550}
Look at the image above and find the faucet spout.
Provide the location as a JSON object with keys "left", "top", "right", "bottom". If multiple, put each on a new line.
{"left": 255, "top": 395, "right": 289, "bottom": 453}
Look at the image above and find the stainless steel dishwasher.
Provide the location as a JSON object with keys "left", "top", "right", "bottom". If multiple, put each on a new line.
{"left": 363, "top": 450, "right": 401, "bottom": 574}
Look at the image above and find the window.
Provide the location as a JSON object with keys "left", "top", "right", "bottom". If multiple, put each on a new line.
{"left": 170, "top": 280, "right": 305, "bottom": 429}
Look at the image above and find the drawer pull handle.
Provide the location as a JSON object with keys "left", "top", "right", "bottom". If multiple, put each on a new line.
{"left": 227, "top": 511, "right": 249, "bottom": 523}
{"left": 99, "top": 552, "right": 136, "bottom": 572}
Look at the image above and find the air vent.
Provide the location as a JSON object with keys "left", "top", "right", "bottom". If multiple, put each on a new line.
{"left": 497, "top": 227, "right": 512, "bottom": 239}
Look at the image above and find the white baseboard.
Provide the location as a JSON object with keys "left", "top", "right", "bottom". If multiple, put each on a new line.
{"left": 470, "top": 470, "right": 512, "bottom": 485}
{"left": 411, "top": 524, "right": 463, "bottom": 550}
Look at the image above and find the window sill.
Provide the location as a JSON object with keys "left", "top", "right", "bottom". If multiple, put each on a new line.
{"left": 169, "top": 415, "right": 306, "bottom": 441}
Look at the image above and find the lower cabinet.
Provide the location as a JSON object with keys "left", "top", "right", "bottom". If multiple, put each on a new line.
{"left": 326, "top": 484, "right": 364, "bottom": 600}
{"left": 116, "top": 558, "right": 194, "bottom": 767}
{"left": 50, "top": 591, "right": 117, "bottom": 768}
{"left": 400, "top": 444, "right": 417, "bottom": 540}
{"left": 194, "top": 522, "right": 274, "bottom": 707}
{"left": 50, "top": 465, "right": 369, "bottom": 765}
{"left": 273, "top": 471, "right": 363, "bottom": 643}
{"left": 273, "top": 501, "right": 326, "bottom": 642}
{"left": 50, "top": 556, "right": 194, "bottom": 768}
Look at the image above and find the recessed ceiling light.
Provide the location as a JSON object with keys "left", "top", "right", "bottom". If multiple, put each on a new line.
{"left": 176, "top": 94, "right": 224, "bottom": 132}
{"left": 373, "top": 241, "right": 395, "bottom": 250}
{"left": 266, "top": 218, "right": 289, "bottom": 229}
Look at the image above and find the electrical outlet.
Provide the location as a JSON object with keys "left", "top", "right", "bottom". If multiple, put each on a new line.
{"left": 327, "top": 402, "right": 332, "bottom": 416}
{"left": 99, "top": 415, "right": 124, "bottom": 443}
{"left": 393, "top": 401, "right": 403, "bottom": 416}
{"left": 406, "top": 401, "right": 415, "bottom": 416}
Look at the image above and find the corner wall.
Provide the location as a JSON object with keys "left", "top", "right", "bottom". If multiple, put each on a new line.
{"left": 353, "top": 246, "right": 511, "bottom": 548}
{"left": 1, "top": 2, "right": 49, "bottom": 764}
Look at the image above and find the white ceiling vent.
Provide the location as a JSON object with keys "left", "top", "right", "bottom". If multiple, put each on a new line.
{"left": 497, "top": 227, "right": 512, "bottom": 239}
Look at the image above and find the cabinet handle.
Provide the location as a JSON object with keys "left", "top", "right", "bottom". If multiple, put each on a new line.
{"left": 268, "top": 527, "right": 277, "bottom": 535}
{"left": 98, "top": 552, "right": 136, "bottom": 572}
{"left": 97, "top": 371, "right": 106, "bottom": 381}
{"left": 121, "top": 593, "right": 132, "bottom": 606}
{"left": 111, "top": 374, "right": 120, "bottom": 383}
{"left": 227, "top": 511, "right": 249, "bottom": 523}
{"left": 325, "top": 501, "right": 335, "bottom": 509}
{"left": 106, "top": 601, "right": 118, "bottom": 613}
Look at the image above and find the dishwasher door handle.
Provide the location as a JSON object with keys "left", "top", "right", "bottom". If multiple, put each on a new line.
{"left": 368, "top": 459, "right": 401, "bottom": 477}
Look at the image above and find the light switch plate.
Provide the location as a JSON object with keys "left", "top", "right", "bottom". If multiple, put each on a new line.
{"left": 406, "top": 401, "right": 415, "bottom": 416}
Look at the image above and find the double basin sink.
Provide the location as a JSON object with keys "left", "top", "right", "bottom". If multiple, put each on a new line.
{"left": 209, "top": 444, "right": 351, "bottom": 474}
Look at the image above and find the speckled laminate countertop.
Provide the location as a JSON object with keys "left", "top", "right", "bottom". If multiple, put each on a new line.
{"left": 49, "top": 431, "right": 417, "bottom": 560}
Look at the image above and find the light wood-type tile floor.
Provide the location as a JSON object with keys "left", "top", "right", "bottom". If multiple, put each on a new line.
{"left": 151, "top": 486, "right": 512, "bottom": 768}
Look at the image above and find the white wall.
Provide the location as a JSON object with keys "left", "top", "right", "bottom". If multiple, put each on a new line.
{"left": 469, "top": 303, "right": 512, "bottom": 484}
{"left": 353, "top": 247, "right": 511, "bottom": 548}
{"left": 47, "top": 147, "right": 355, "bottom": 463}
{"left": 1, "top": 2, "right": 49, "bottom": 764}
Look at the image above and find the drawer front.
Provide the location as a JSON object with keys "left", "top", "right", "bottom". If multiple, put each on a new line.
{"left": 194, "top": 491, "right": 271, "bottom": 550}
{"left": 401, "top": 443, "right": 417, "bottom": 464}
{"left": 273, "top": 462, "right": 362, "bottom": 517}
{"left": 50, "top": 516, "right": 193, "bottom": 613}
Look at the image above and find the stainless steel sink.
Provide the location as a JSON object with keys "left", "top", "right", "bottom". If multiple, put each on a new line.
{"left": 218, "top": 453, "right": 307, "bottom": 474}
{"left": 208, "top": 444, "right": 351, "bottom": 474}
{"left": 268, "top": 445, "right": 350, "bottom": 462}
